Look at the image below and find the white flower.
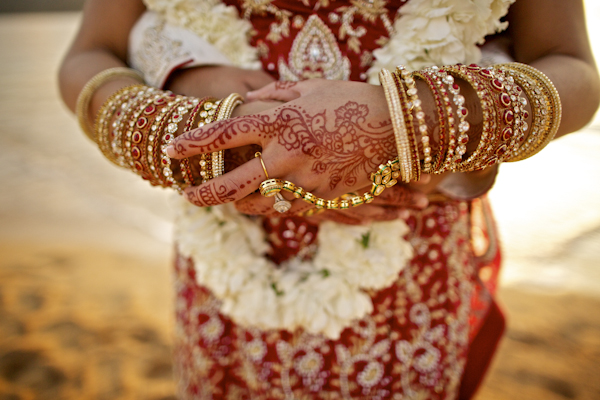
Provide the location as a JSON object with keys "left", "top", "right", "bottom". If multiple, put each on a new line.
{"left": 367, "top": 0, "right": 515, "bottom": 83}
{"left": 173, "top": 198, "right": 413, "bottom": 339}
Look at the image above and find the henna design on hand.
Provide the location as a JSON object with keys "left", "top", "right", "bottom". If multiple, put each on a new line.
{"left": 235, "top": 199, "right": 274, "bottom": 216}
{"left": 187, "top": 182, "right": 238, "bottom": 207}
{"left": 376, "top": 185, "right": 414, "bottom": 206}
{"left": 177, "top": 100, "right": 395, "bottom": 201}
{"left": 274, "top": 81, "right": 298, "bottom": 91}
{"left": 224, "top": 145, "right": 262, "bottom": 172}
{"left": 274, "top": 102, "right": 395, "bottom": 189}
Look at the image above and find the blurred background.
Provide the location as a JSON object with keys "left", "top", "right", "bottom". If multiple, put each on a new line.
{"left": 0, "top": 1, "right": 598, "bottom": 399}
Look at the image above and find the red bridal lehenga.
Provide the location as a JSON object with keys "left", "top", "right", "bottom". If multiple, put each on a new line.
{"left": 132, "top": 1, "right": 508, "bottom": 398}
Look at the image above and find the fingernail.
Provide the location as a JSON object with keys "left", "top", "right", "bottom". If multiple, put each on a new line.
{"left": 419, "top": 175, "right": 431, "bottom": 184}
{"left": 416, "top": 196, "right": 429, "bottom": 208}
{"left": 165, "top": 145, "right": 176, "bottom": 157}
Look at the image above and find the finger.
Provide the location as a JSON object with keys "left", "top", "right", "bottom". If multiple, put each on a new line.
{"left": 247, "top": 81, "right": 302, "bottom": 102}
{"left": 304, "top": 210, "right": 363, "bottom": 225}
{"left": 246, "top": 70, "right": 277, "bottom": 93}
{"left": 166, "top": 113, "right": 269, "bottom": 159}
{"left": 340, "top": 204, "right": 402, "bottom": 223}
{"left": 371, "top": 185, "right": 429, "bottom": 209}
{"left": 234, "top": 197, "right": 274, "bottom": 216}
{"left": 183, "top": 157, "right": 266, "bottom": 207}
{"left": 412, "top": 174, "right": 431, "bottom": 185}
{"left": 235, "top": 189, "right": 314, "bottom": 217}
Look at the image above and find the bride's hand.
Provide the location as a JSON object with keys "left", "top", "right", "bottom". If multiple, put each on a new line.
{"left": 167, "top": 79, "right": 397, "bottom": 214}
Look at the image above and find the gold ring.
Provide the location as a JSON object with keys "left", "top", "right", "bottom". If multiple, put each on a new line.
{"left": 259, "top": 179, "right": 284, "bottom": 197}
{"left": 255, "top": 152, "right": 269, "bottom": 179}
{"left": 259, "top": 179, "right": 292, "bottom": 213}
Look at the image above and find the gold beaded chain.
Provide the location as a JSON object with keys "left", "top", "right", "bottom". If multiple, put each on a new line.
{"left": 259, "top": 158, "right": 402, "bottom": 210}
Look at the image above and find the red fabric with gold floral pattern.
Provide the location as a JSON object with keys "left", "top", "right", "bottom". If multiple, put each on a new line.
{"left": 222, "top": 0, "right": 407, "bottom": 82}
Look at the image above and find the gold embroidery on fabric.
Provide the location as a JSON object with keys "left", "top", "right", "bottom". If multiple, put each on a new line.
{"left": 132, "top": 20, "right": 189, "bottom": 85}
{"left": 333, "top": 0, "right": 393, "bottom": 54}
{"left": 241, "top": 0, "right": 292, "bottom": 43}
{"left": 278, "top": 14, "right": 351, "bottom": 81}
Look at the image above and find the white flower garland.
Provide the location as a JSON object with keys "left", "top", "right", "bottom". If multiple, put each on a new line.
{"left": 174, "top": 200, "right": 413, "bottom": 339}
{"left": 149, "top": 0, "right": 516, "bottom": 338}
{"left": 366, "top": 0, "right": 515, "bottom": 83}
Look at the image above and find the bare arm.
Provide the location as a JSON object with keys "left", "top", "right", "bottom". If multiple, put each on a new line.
{"left": 507, "top": 0, "right": 600, "bottom": 137}
{"left": 59, "top": 0, "right": 146, "bottom": 116}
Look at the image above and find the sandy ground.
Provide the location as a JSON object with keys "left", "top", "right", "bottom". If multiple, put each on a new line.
{"left": 0, "top": 7, "right": 599, "bottom": 400}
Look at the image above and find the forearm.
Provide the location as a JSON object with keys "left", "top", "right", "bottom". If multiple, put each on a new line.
{"left": 507, "top": 0, "right": 600, "bottom": 138}
{"left": 59, "top": 50, "right": 141, "bottom": 123}
{"left": 58, "top": 0, "right": 146, "bottom": 117}
{"left": 529, "top": 54, "right": 600, "bottom": 137}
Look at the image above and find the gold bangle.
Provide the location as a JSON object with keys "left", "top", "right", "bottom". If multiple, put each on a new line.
{"left": 397, "top": 66, "right": 432, "bottom": 173}
{"left": 76, "top": 67, "right": 144, "bottom": 142}
{"left": 499, "top": 63, "right": 561, "bottom": 161}
{"left": 379, "top": 68, "right": 412, "bottom": 182}
{"left": 94, "top": 84, "right": 146, "bottom": 166}
{"left": 213, "top": 93, "right": 244, "bottom": 178}
{"left": 255, "top": 151, "right": 269, "bottom": 179}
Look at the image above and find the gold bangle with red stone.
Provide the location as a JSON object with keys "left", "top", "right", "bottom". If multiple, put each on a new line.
{"left": 442, "top": 64, "right": 501, "bottom": 171}
{"left": 95, "top": 85, "right": 145, "bottom": 166}
{"left": 180, "top": 97, "right": 212, "bottom": 186}
{"left": 160, "top": 97, "right": 199, "bottom": 192}
{"left": 124, "top": 89, "right": 161, "bottom": 173}
{"left": 499, "top": 63, "right": 561, "bottom": 162}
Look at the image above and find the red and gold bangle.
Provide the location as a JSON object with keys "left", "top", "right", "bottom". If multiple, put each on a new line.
{"left": 123, "top": 89, "right": 160, "bottom": 171}
{"left": 161, "top": 98, "right": 197, "bottom": 192}
{"left": 94, "top": 85, "right": 145, "bottom": 166}
{"left": 135, "top": 93, "right": 171, "bottom": 183}
{"left": 180, "top": 97, "right": 211, "bottom": 186}
{"left": 130, "top": 92, "right": 165, "bottom": 180}
{"left": 424, "top": 67, "right": 459, "bottom": 174}
{"left": 499, "top": 63, "right": 561, "bottom": 161}
{"left": 443, "top": 64, "right": 498, "bottom": 171}
{"left": 152, "top": 96, "right": 184, "bottom": 186}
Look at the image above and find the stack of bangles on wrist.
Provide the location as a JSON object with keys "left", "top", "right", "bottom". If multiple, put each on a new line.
{"left": 76, "top": 67, "right": 244, "bottom": 194}
{"left": 257, "top": 62, "right": 560, "bottom": 214}
{"left": 79, "top": 64, "right": 560, "bottom": 214}
{"left": 379, "top": 62, "right": 561, "bottom": 181}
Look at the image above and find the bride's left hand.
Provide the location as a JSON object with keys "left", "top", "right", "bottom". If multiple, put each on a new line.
{"left": 167, "top": 79, "right": 415, "bottom": 217}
